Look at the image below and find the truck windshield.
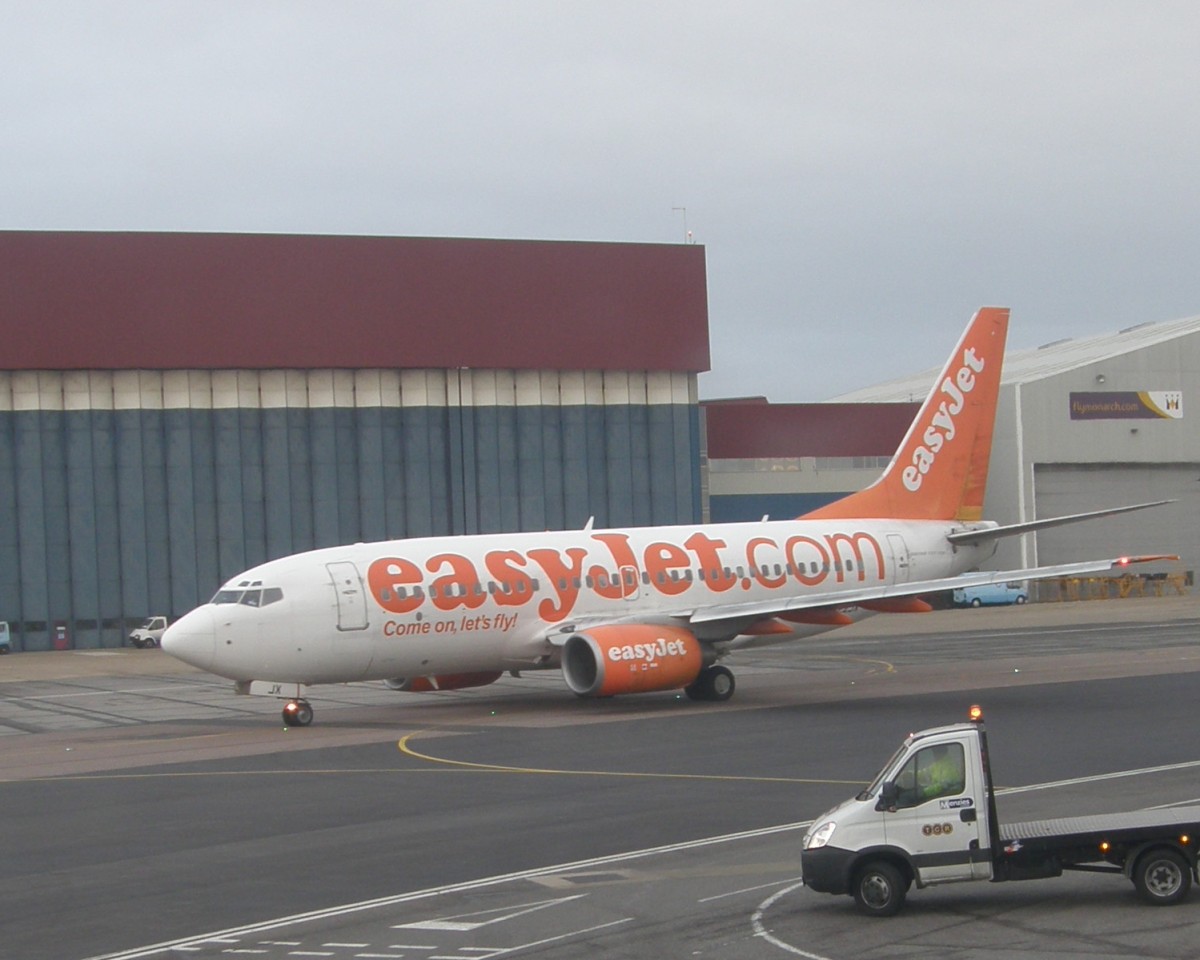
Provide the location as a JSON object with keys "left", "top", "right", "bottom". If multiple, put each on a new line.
{"left": 856, "top": 741, "right": 910, "bottom": 801}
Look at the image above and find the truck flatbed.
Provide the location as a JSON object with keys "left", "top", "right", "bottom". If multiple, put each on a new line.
{"left": 1000, "top": 805, "right": 1200, "bottom": 843}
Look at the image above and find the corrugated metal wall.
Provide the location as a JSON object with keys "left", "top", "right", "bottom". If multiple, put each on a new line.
{"left": 0, "top": 369, "right": 700, "bottom": 651}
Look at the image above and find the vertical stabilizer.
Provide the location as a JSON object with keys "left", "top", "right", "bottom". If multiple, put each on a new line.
{"left": 804, "top": 307, "right": 1009, "bottom": 522}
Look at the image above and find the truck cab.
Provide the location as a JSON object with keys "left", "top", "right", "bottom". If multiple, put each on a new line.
{"left": 802, "top": 718, "right": 995, "bottom": 913}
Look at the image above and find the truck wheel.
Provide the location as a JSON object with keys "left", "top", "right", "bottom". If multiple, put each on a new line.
{"left": 970, "top": 597, "right": 983, "bottom": 607}
{"left": 1133, "top": 848, "right": 1191, "bottom": 905}
{"left": 852, "top": 861, "right": 907, "bottom": 917}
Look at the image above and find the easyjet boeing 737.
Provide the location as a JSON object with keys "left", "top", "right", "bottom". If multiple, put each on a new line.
{"left": 162, "top": 308, "right": 1170, "bottom": 725}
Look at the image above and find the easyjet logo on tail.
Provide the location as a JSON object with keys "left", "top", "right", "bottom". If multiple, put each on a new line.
{"left": 901, "top": 347, "right": 986, "bottom": 493}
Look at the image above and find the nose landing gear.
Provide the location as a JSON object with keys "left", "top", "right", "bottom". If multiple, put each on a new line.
{"left": 283, "top": 699, "right": 314, "bottom": 727}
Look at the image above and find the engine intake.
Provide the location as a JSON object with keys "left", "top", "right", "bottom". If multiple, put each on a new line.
{"left": 561, "top": 624, "right": 703, "bottom": 697}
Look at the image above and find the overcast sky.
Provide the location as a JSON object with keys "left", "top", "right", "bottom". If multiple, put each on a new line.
{"left": 4, "top": 2, "right": 1199, "bottom": 401}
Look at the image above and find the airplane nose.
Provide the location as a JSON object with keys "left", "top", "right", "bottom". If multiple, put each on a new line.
{"left": 161, "top": 607, "right": 216, "bottom": 672}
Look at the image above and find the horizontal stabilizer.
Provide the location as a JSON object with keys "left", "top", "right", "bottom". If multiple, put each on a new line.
{"left": 946, "top": 500, "right": 1175, "bottom": 546}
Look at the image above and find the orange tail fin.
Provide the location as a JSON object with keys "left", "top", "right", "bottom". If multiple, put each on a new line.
{"left": 804, "top": 307, "right": 1009, "bottom": 522}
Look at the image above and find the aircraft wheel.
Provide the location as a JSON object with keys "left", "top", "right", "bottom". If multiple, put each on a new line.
{"left": 283, "top": 699, "right": 314, "bottom": 727}
{"left": 684, "top": 666, "right": 736, "bottom": 702}
{"left": 706, "top": 665, "right": 735, "bottom": 701}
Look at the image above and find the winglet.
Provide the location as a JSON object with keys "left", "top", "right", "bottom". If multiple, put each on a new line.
{"left": 804, "top": 307, "right": 1010, "bottom": 521}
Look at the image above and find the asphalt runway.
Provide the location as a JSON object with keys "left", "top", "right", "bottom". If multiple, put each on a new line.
{"left": 1, "top": 597, "right": 1199, "bottom": 960}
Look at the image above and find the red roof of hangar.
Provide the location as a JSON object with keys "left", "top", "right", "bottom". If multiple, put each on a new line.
{"left": 0, "top": 232, "right": 710, "bottom": 372}
{"left": 703, "top": 401, "right": 920, "bottom": 459}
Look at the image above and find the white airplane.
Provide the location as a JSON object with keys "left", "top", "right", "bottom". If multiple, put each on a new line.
{"left": 162, "top": 307, "right": 1170, "bottom": 725}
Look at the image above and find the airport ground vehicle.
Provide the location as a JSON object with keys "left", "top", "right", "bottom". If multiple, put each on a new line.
{"left": 0, "top": 621, "right": 9, "bottom": 653}
{"left": 128, "top": 616, "right": 169, "bottom": 648}
{"left": 801, "top": 707, "right": 1200, "bottom": 916}
{"left": 952, "top": 581, "right": 1028, "bottom": 606}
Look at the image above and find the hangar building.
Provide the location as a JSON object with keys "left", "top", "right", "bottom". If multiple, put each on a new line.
{"left": 832, "top": 316, "right": 1200, "bottom": 580}
{"left": 0, "top": 232, "right": 709, "bottom": 651}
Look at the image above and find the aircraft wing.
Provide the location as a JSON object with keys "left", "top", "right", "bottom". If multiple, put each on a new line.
{"left": 683, "top": 553, "right": 1175, "bottom": 630}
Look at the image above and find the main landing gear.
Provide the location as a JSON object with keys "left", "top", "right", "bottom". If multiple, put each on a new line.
{"left": 685, "top": 665, "right": 736, "bottom": 702}
{"left": 282, "top": 699, "right": 314, "bottom": 727}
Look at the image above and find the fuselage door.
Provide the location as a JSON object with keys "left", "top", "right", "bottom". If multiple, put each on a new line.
{"left": 620, "top": 565, "right": 641, "bottom": 601}
{"left": 886, "top": 534, "right": 912, "bottom": 584}
{"left": 326, "top": 561, "right": 369, "bottom": 632}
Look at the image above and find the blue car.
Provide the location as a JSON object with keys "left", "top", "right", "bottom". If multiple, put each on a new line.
{"left": 952, "top": 582, "right": 1029, "bottom": 607}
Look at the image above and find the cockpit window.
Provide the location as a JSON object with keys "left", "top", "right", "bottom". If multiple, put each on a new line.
{"left": 212, "top": 586, "right": 284, "bottom": 606}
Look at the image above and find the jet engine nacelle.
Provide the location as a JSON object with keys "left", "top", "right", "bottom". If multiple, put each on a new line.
{"left": 560, "top": 624, "right": 703, "bottom": 697}
{"left": 384, "top": 671, "right": 503, "bottom": 693}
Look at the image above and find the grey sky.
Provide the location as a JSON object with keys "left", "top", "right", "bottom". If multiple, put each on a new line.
{"left": 4, "top": 2, "right": 1199, "bottom": 401}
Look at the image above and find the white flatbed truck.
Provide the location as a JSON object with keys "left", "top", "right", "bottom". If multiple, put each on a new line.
{"left": 801, "top": 706, "right": 1200, "bottom": 916}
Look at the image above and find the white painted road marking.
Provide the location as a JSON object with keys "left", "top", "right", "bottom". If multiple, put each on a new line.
{"left": 395, "top": 895, "right": 586, "bottom": 931}
{"left": 82, "top": 757, "right": 1200, "bottom": 960}
{"left": 82, "top": 821, "right": 810, "bottom": 960}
